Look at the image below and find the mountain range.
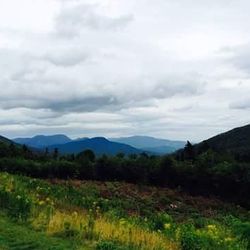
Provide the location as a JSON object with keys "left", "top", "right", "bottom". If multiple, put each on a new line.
{"left": 3, "top": 124, "right": 249, "bottom": 156}
{"left": 11, "top": 134, "right": 185, "bottom": 155}
{"left": 46, "top": 137, "right": 142, "bottom": 156}
{"left": 110, "top": 136, "right": 186, "bottom": 154}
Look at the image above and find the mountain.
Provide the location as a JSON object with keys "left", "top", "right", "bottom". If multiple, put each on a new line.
{"left": 196, "top": 124, "right": 250, "bottom": 154}
{"left": 110, "top": 136, "right": 186, "bottom": 154}
{"left": 0, "top": 135, "right": 13, "bottom": 145}
{"left": 141, "top": 145, "right": 180, "bottom": 154}
{"left": 47, "top": 137, "right": 142, "bottom": 156}
{"left": 13, "top": 135, "right": 72, "bottom": 148}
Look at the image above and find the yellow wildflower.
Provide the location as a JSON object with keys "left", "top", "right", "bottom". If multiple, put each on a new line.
{"left": 72, "top": 211, "right": 78, "bottom": 217}
{"left": 39, "top": 200, "right": 45, "bottom": 205}
{"left": 164, "top": 223, "right": 171, "bottom": 230}
{"left": 225, "top": 237, "right": 233, "bottom": 242}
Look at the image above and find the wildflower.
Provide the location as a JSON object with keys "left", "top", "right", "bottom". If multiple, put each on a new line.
{"left": 16, "top": 195, "right": 21, "bottom": 200}
{"left": 119, "top": 218, "right": 126, "bottom": 225}
{"left": 39, "top": 200, "right": 45, "bottom": 206}
{"left": 164, "top": 223, "right": 171, "bottom": 230}
{"left": 207, "top": 224, "right": 216, "bottom": 231}
{"left": 72, "top": 211, "right": 78, "bottom": 217}
{"left": 169, "top": 204, "right": 178, "bottom": 209}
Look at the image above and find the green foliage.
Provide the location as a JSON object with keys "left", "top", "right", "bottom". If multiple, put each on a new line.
{"left": 0, "top": 182, "right": 32, "bottom": 221}
{"left": 96, "top": 240, "right": 134, "bottom": 250}
{"left": 179, "top": 224, "right": 203, "bottom": 250}
{"left": 149, "top": 213, "right": 173, "bottom": 231}
{"left": 76, "top": 149, "right": 96, "bottom": 163}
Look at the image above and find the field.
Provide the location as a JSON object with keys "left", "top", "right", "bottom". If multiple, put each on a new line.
{"left": 0, "top": 172, "right": 249, "bottom": 250}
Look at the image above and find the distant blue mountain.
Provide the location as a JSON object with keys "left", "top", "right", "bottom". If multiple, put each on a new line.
{"left": 47, "top": 137, "right": 142, "bottom": 156}
{"left": 13, "top": 134, "right": 72, "bottom": 148}
{"left": 12, "top": 134, "right": 185, "bottom": 156}
{"left": 141, "top": 145, "right": 180, "bottom": 154}
{"left": 110, "top": 136, "right": 186, "bottom": 154}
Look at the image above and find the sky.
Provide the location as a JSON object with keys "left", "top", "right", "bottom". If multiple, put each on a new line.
{"left": 0, "top": 0, "right": 250, "bottom": 141}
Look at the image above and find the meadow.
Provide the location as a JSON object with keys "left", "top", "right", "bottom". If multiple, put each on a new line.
{"left": 0, "top": 172, "right": 249, "bottom": 250}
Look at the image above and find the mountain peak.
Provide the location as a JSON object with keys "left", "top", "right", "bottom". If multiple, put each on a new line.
{"left": 13, "top": 134, "right": 72, "bottom": 148}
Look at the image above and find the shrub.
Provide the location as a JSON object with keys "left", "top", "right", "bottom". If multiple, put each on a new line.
{"left": 96, "top": 240, "right": 133, "bottom": 250}
{"left": 150, "top": 213, "right": 173, "bottom": 231}
{"left": 179, "top": 224, "right": 203, "bottom": 250}
{"left": 0, "top": 188, "right": 32, "bottom": 221}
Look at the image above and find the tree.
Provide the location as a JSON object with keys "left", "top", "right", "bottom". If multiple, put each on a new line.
{"left": 53, "top": 148, "right": 59, "bottom": 160}
{"left": 184, "top": 141, "right": 195, "bottom": 161}
{"left": 22, "top": 144, "right": 28, "bottom": 154}
{"left": 116, "top": 152, "right": 125, "bottom": 159}
{"left": 0, "top": 142, "right": 9, "bottom": 158}
{"left": 22, "top": 144, "right": 33, "bottom": 159}
{"left": 9, "top": 143, "right": 17, "bottom": 157}
{"left": 76, "top": 149, "right": 95, "bottom": 162}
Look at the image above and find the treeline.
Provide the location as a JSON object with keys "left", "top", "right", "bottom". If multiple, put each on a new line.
{"left": 0, "top": 141, "right": 250, "bottom": 207}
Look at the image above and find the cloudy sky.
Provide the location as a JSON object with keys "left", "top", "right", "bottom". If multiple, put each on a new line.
{"left": 0, "top": 0, "right": 250, "bottom": 141}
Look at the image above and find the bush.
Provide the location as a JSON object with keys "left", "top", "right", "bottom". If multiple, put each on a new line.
{"left": 96, "top": 240, "right": 132, "bottom": 250}
{"left": 150, "top": 213, "right": 173, "bottom": 231}
{"left": 179, "top": 225, "right": 203, "bottom": 250}
{"left": 96, "top": 241, "right": 118, "bottom": 250}
{"left": 0, "top": 188, "right": 32, "bottom": 221}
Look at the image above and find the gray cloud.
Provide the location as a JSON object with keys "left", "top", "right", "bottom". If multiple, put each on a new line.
{"left": 55, "top": 3, "right": 133, "bottom": 38}
{"left": 43, "top": 49, "right": 90, "bottom": 67}
{"left": 223, "top": 44, "right": 250, "bottom": 74}
{"left": 229, "top": 99, "right": 250, "bottom": 110}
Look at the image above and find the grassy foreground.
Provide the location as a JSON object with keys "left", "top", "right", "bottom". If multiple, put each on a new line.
{"left": 0, "top": 214, "right": 77, "bottom": 250}
{"left": 0, "top": 172, "right": 249, "bottom": 250}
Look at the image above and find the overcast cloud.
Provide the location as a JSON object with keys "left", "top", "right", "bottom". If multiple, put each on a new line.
{"left": 0, "top": 0, "right": 250, "bottom": 141}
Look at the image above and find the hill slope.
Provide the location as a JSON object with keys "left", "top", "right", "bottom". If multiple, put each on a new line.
{"left": 0, "top": 135, "right": 13, "bottom": 145}
{"left": 110, "top": 136, "right": 185, "bottom": 154}
{"left": 197, "top": 124, "right": 250, "bottom": 154}
{"left": 47, "top": 137, "right": 142, "bottom": 155}
{"left": 13, "top": 134, "right": 72, "bottom": 148}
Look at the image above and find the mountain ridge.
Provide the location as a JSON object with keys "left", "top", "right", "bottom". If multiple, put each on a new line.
{"left": 110, "top": 135, "right": 186, "bottom": 154}
{"left": 46, "top": 137, "right": 142, "bottom": 156}
{"left": 196, "top": 124, "right": 250, "bottom": 155}
{"left": 13, "top": 134, "right": 72, "bottom": 148}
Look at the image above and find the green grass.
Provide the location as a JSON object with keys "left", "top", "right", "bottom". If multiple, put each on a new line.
{"left": 0, "top": 213, "right": 85, "bottom": 250}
